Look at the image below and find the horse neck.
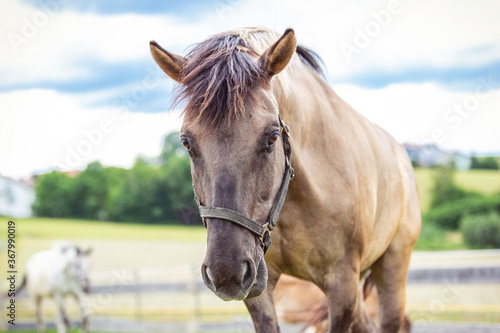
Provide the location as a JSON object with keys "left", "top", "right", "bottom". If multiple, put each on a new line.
{"left": 276, "top": 62, "right": 346, "bottom": 151}
{"left": 274, "top": 62, "right": 358, "bottom": 196}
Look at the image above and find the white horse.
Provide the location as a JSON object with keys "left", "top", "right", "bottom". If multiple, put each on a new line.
{"left": 18, "top": 241, "right": 92, "bottom": 333}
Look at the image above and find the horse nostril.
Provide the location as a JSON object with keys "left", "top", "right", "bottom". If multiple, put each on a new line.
{"left": 240, "top": 260, "right": 255, "bottom": 289}
{"left": 206, "top": 266, "right": 214, "bottom": 282}
{"left": 202, "top": 264, "right": 216, "bottom": 292}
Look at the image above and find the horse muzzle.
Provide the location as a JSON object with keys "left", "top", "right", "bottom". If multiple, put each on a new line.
{"left": 82, "top": 278, "right": 90, "bottom": 293}
{"left": 202, "top": 257, "right": 268, "bottom": 301}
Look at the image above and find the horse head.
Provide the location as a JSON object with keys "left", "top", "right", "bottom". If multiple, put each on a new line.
{"left": 151, "top": 28, "right": 296, "bottom": 300}
{"left": 56, "top": 242, "right": 93, "bottom": 293}
{"left": 75, "top": 246, "right": 92, "bottom": 293}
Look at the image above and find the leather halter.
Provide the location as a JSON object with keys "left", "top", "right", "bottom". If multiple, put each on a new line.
{"left": 195, "top": 115, "right": 294, "bottom": 254}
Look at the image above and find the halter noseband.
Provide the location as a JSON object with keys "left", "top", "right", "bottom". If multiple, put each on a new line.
{"left": 195, "top": 115, "right": 294, "bottom": 254}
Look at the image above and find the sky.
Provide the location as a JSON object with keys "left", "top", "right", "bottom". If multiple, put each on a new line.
{"left": 1, "top": 0, "right": 500, "bottom": 179}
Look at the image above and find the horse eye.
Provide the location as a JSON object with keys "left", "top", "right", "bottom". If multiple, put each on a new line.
{"left": 265, "top": 132, "right": 279, "bottom": 153}
{"left": 181, "top": 137, "right": 191, "bottom": 151}
{"left": 268, "top": 133, "right": 279, "bottom": 146}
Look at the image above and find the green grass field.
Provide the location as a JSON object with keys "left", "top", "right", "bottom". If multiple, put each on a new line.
{"left": 412, "top": 168, "right": 500, "bottom": 250}
{"left": 414, "top": 168, "right": 500, "bottom": 213}
{"left": 0, "top": 218, "right": 208, "bottom": 278}
{"left": 13, "top": 217, "right": 206, "bottom": 242}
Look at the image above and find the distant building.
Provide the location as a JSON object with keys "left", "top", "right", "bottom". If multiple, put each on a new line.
{"left": 403, "top": 143, "right": 471, "bottom": 170}
{"left": 0, "top": 175, "right": 35, "bottom": 218}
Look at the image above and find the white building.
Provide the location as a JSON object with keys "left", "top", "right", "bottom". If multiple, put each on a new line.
{"left": 404, "top": 143, "right": 471, "bottom": 171}
{"left": 0, "top": 176, "right": 35, "bottom": 218}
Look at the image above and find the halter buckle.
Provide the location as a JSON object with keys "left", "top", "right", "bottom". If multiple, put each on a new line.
{"left": 279, "top": 115, "right": 291, "bottom": 138}
{"left": 283, "top": 124, "right": 291, "bottom": 138}
{"left": 260, "top": 222, "right": 273, "bottom": 254}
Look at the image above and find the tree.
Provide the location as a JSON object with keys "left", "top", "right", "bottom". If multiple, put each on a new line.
{"left": 159, "top": 131, "right": 198, "bottom": 224}
{"left": 71, "top": 162, "right": 109, "bottom": 220}
{"left": 162, "top": 154, "right": 198, "bottom": 224}
{"left": 33, "top": 131, "right": 198, "bottom": 224}
{"left": 429, "top": 165, "right": 468, "bottom": 209}
{"left": 107, "top": 158, "right": 164, "bottom": 223}
{"left": 471, "top": 156, "right": 499, "bottom": 170}
{"left": 32, "top": 171, "right": 75, "bottom": 217}
{"left": 103, "top": 166, "right": 128, "bottom": 221}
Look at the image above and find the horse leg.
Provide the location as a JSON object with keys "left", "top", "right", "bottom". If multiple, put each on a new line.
{"left": 54, "top": 293, "right": 70, "bottom": 333}
{"left": 244, "top": 270, "right": 281, "bottom": 333}
{"left": 35, "top": 296, "right": 45, "bottom": 333}
{"left": 324, "top": 264, "right": 377, "bottom": 333}
{"left": 76, "top": 292, "right": 90, "bottom": 333}
{"left": 371, "top": 240, "right": 413, "bottom": 333}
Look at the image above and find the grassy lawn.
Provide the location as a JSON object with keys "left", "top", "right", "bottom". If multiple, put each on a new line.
{"left": 10, "top": 217, "right": 206, "bottom": 242}
{"left": 414, "top": 229, "right": 467, "bottom": 251}
{"left": 414, "top": 168, "right": 500, "bottom": 214}
{"left": 455, "top": 169, "right": 500, "bottom": 194}
{"left": 412, "top": 168, "right": 500, "bottom": 251}
{"left": 1, "top": 218, "right": 209, "bottom": 281}
{"left": 413, "top": 168, "right": 500, "bottom": 251}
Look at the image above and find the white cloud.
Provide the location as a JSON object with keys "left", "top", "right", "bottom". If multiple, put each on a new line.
{"left": 2, "top": 0, "right": 499, "bottom": 86}
{"left": 193, "top": 0, "right": 500, "bottom": 78}
{"left": 2, "top": 83, "right": 499, "bottom": 179}
{"left": 1, "top": 0, "right": 500, "bottom": 180}
{"left": 0, "top": 89, "right": 182, "bottom": 179}
{"left": 0, "top": 0, "right": 206, "bottom": 87}
{"left": 335, "top": 82, "right": 500, "bottom": 153}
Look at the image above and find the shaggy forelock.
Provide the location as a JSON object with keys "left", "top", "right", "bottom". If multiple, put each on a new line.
{"left": 174, "top": 27, "right": 324, "bottom": 126}
{"left": 175, "top": 33, "right": 266, "bottom": 126}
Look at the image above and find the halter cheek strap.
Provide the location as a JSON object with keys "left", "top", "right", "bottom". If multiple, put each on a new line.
{"left": 195, "top": 115, "right": 294, "bottom": 254}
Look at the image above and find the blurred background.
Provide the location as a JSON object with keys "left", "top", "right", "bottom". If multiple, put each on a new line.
{"left": 1, "top": 0, "right": 499, "bottom": 332}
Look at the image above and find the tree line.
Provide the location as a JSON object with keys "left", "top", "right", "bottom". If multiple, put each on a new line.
{"left": 470, "top": 156, "right": 499, "bottom": 170}
{"left": 32, "top": 132, "right": 199, "bottom": 225}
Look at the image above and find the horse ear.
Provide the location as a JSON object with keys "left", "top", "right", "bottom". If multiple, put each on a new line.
{"left": 85, "top": 247, "right": 93, "bottom": 256}
{"left": 259, "top": 28, "right": 297, "bottom": 77}
{"left": 150, "top": 40, "right": 186, "bottom": 83}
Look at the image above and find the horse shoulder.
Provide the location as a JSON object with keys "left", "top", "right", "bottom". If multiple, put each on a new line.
{"left": 357, "top": 124, "right": 421, "bottom": 267}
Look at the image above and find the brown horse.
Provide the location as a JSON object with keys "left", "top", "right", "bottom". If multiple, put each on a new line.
{"left": 274, "top": 273, "right": 411, "bottom": 332}
{"left": 150, "top": 27, "right": 421, "bottom": 332}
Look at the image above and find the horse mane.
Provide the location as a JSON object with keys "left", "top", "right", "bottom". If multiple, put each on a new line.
{"left": 174, "top": 27, "right": 325, "bottom": 126}
{"left": 296, "top": 45, "right": 325, "bottom": 77}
